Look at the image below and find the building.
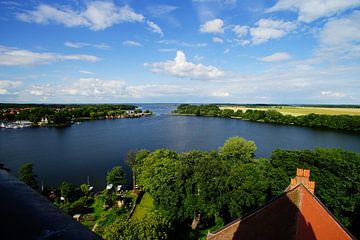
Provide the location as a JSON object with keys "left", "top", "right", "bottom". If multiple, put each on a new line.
{"left": 207, "top": 168, "right": 354, "bottom": 240}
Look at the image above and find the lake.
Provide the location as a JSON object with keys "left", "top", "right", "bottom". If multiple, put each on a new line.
{"left": 1, "top": 103, "right": 359, "bottom": 189}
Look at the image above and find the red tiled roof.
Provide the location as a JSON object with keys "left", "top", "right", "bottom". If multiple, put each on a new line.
{"left": 207, "top": 170, "right": 354, "bottom": 240}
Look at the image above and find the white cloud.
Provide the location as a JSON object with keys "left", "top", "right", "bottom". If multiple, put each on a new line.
{"left": 317, "top": 10, "right": 360, "bottom": 59}
{"left": 146, "top": 20, "right": 163, "bottom": 36}
{"left": 144, "top": 50, "right": 225, "bottom": 80}
{"left": 158, "top": 48, "right": 177, "bottom": 52}
{"left": 123, "top": 40, "right": 142, "bottom": 47}
{"left": 29, "top": 84, "right": 54, "bottom": 96}
{"left": 194, "top": 55, "right": 204, "bottom": 61}
{"left": 212, "top": 37, "right": 224, "bottom": 43}
{"left": 250, "top": 18, "right": 296, "bottom": 44}
{"left": 64, "top": 42, "right": 86, "bottom": 48}
{"left": 64, "top": 41, "right": 110, "bottom": 49}
{"left": 320, "top": 91, "right": 346, "bottom": 98}
{"left": 146, "top": 5, "right": 178, "bottom": 17}
{"left": 200, "top": 19, "right": 224, "bottom": 34}
{"left": 17, "top": 2, "right": 144, "bottom": 31}
{"left": 232, "top": 25, "right": 249, "bottom": 38}
{"left": 79, "top": 70, "right": 94, "bottom": 75}
{"left": 210, "top": 90, "right": 230, "bottom": 97}
{"left": 180, "top": 42, "right": 207, "bottom": 47}
{"left": 0, "top": 45, "right": 100, "bottom": 66}
{"left": 157, "top": 39, "right": 207, "bottom": 48}
{"left": 0, "top": 80, "right": 21, "bottom": 95}
{"left": 128, "top": 84, "right": 194, "bottom": 98}
{"left": 193, "top": 0, "right": 237, "bottom": 7}
{"left": 260, "top": 52, "right": 292, "bottom": 62}
{"left": 267, "top": 0, "right": 360, "bottom": 23}
{"left": 62, "top": 78, "right": 127, "bottom": 97}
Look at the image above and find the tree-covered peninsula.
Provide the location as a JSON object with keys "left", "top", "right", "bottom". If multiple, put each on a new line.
{"left": 173, "top": 104, "right": 360, "bottom": 132}
{"left": 0, "top": 104, "right": 152, "bottom": 128}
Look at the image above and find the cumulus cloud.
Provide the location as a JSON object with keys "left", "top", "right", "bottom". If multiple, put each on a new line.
{"left": 212, "top": 37, "right": 224, "bottom": 43}
{"left": 200, "top": 19, "right": 224, "bottom": 33}
{"left": 144, "top": 50, "right": 225, "bottom": 80}
{"left": 64, "top": 41, "right": 110, "bottom": 49}
{"left": 123, "top": 40, "right": 142, "bottom": 47}
{"left": 0, "top": 80, "right": 21, "bottom": 94}
{"left": 146, "top": 20, "right": 163, "bottom": 36}
{"left": 17, "top": 2, "right": 144, "bottom": 31}
{"left": 0, "top": 45, "right": 100, "bottom": 66}
{"left": 267, "top": 0, "right": 360, "bottom": 23}
{"left": 250, "top": 18, "right": 296, "bottom": 44}
{"left": 232, "top": 25, "right": 249, "bottom": 38}
{"left": 260, "top": 52, "right": 292, "bottom": 62}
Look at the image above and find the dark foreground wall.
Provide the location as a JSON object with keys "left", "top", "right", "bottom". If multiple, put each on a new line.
{"left": 0, "top": 170, "right": 102, "bottom": 240}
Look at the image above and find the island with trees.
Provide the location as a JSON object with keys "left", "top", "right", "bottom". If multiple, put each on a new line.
{"left": 11, "top": 137, "right": 360, "bottom": 239}
{"left": 0, "top": 104, "right": 153, "bottom": 128}
{"left": 172, "top": 104, "right": 360, "bottom": 132}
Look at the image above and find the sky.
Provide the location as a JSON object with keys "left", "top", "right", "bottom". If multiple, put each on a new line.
{"left": 0, "top": 0, "right": 359, "bottom": 104}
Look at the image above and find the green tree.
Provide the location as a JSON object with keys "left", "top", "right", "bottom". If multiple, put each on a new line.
{"left": 18, "top": 163, "right": 38, "bottom": 190}
{"left": 127, "top": 151, "right": 137, "bottom": 190}
{"left": 218, "top": 137, "right": 257, "bottom": 162}
{"left": 60, "top": 181, "right": 74, "bottom": 203}
{"left": 104, "top": 211, "right": 170, "bottom": 240}
{"left": 107, "top": 166, "right": 126, "bottom": 186}
{"left": 80, "top": 183, "right": 91, "bottom": 196}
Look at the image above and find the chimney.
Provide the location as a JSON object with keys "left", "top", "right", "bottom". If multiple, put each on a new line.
{"left": 288, "top": 168, "right": 315, "bottom": 194}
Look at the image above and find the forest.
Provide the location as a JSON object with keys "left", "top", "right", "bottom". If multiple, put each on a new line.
{"left": 173, "top": 104, "right": 360, "bottom": 132}
{"left": 13, "top": 137, "right": 360, "bottom": 239}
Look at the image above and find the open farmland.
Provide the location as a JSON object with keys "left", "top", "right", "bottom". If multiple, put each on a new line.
{"left": 219, "top": 106, "right": 360, "bottom": 116}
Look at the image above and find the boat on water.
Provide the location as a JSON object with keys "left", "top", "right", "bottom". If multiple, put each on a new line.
{"left": 1, "top": 121, "right": 32, "bottom": 129}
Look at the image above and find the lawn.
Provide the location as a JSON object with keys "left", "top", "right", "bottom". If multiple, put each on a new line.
{"left": 219, "top": 106, "right": 360, "bottom": 116}
{"left": 131, "top": 192, "right": 154, "bottom": 220}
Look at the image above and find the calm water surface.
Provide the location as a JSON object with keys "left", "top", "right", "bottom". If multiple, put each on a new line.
{"left": 1, "top": 104, "right": 359, "bottom": 189}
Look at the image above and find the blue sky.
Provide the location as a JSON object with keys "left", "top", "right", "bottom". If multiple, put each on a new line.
{"left": 0, "top": 0, "right": 359, "bottom": 104}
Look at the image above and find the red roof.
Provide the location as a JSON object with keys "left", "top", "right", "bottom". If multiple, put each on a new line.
{"left": 207, "top": 169, "right": 354, "bottom": 240}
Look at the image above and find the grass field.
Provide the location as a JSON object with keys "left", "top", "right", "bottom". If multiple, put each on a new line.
{"left": 131, "top": 192, "right": 154, "bottom": 220}
{"left": 219, "top": 106, "right": 360, "bottom": 116}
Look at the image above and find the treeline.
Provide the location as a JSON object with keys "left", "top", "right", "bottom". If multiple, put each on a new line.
{"left": 1, "top": 104, "right": 143, "bottom": 125}
{"left": 219, "top": 104, "right": 360, "bottom": 108}
{"left": 122, "top": 137, "right": 359, "bottom": 239}
{"left": 173, "top": 104, "right": 360, "bottom": 132}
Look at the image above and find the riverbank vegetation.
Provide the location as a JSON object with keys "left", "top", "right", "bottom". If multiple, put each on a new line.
{"left": 173, "top": 104, "right": 360, "bottom": 132}
{"left": 15, "top": 137, "right": 360, "bottom": 239}
{"left": 219, "top": 104, "right": 360, "bottom": 116}
{"left": 0, "top": 104, "right": 152, "bottom": 127}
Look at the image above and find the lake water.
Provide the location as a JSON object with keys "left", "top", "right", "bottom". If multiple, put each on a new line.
{"left": 1, "top": 104, "right": 359, "bottom": 189}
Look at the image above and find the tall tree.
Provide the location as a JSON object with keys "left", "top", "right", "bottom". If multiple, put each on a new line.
{"left": 60, "top": 181, "right": 74, "bottom": 203}
{"left": 18, "top": 163, "right": 38, "bottom": 190}
{"left": 218, "top": 136, "right": 257, "bottom": 162}
{"left": 127, "top": 150, "right": 137, "bottom": 190}
{"left": 107, "top": 166, "right": 126, "bottom": 187}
